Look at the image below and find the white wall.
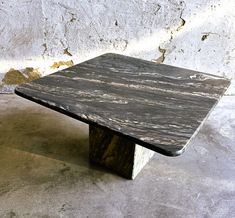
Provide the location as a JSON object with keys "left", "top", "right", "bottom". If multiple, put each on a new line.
{"left": 0, "top": 0, "right": 234, "bottom": 87}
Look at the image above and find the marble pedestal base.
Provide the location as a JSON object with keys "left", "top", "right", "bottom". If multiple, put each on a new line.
{"left": 89, "top": 126, "right": 155, "bottom": 179}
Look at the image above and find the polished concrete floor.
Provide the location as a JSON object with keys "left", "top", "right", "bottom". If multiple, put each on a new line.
{"left": 0, "top": 94, "right": 235, "bottom": 218}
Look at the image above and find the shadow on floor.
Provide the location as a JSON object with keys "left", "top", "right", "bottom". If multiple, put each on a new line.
{"left": 0, "top": 107, "right": 90, "bottom": 167}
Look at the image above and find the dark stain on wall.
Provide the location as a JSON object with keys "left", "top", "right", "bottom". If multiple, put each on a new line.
{"left": 50, "top": 60, "right": 74, "bottom": 69}
{"left": 155, "top": 46, "right": 166, "bottom": 64}
{"left": 63, "top": 48, "right": 73, "bottom": 56}
{"left": 201, "top": 34, "right": 209, "bottom": 41}
{"left": 2, "top": 68, "right": 41, "bottom": 85}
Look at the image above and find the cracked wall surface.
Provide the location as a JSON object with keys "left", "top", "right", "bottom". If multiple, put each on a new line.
{"left": 0, "top": 0, "right": 235, "bottom": 87}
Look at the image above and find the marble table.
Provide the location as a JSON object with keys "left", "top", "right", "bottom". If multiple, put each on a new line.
{"left": 15, "top": 53, "right": 230, "bottom": 179}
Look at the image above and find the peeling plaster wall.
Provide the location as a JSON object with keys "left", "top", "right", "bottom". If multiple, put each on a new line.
{"left": 0, "top": 0, "right": 235, "bottom": 86}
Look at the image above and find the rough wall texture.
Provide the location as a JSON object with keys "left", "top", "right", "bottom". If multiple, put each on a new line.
{"left": 0, "top": 0, "right": 234, "bottom": 86}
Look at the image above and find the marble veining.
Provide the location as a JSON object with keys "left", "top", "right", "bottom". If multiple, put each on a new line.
{"left": 15, "top": 53, "right": 230, "bottom": 156}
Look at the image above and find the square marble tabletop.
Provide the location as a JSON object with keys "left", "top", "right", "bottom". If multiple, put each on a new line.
{"left": 15, "top": 53, "right": 230, "bottom": 156}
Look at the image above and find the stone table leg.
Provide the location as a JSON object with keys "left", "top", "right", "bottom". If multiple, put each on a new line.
{"left": 89, "top": 126, "right": 155, "bottom": 179}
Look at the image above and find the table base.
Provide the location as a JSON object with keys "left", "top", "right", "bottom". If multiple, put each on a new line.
{"left": 89, "top": 126, "right": 155, "bottom": 179}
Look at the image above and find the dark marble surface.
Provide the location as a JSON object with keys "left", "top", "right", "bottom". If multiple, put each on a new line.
{"left": 15, "top": 53, "right": 230, "bottom": 156}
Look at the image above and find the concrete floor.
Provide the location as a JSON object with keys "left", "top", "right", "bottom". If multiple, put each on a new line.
{"left": 0, "top": 94, "right": 235, "bottom": 218}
